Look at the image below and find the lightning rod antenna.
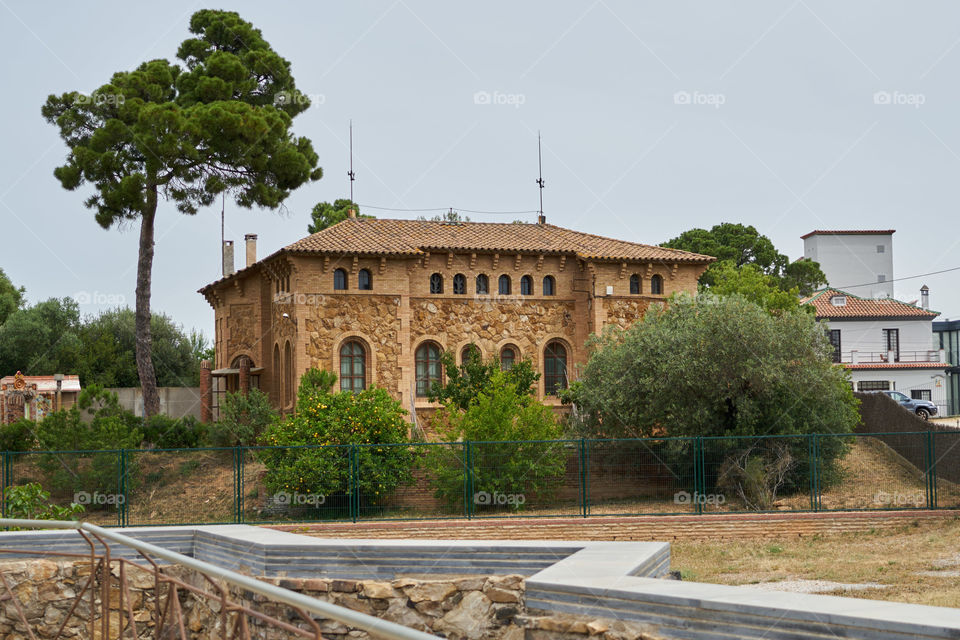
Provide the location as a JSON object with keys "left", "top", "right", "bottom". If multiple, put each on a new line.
{"left": 348, "top": 120, "right": 356, "bottom": 202}
{"left": 536, "top": 131, "right": 546, "bottom": 224}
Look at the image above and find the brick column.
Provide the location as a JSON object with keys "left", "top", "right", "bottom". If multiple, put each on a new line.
{"left": 239, "top": 356, "right": 251, "bottom": 396}
{"left": 200, "top": 359, "right": 212, "bottom": 423}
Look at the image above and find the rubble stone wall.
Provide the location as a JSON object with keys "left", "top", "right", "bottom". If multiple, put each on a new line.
{"left": 0, "top": 559, "right": 663, "bottom": 640}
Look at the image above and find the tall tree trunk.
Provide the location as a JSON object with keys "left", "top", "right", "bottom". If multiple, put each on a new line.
{"left": 135, "top": 183, "right": 160, "bottom": 418}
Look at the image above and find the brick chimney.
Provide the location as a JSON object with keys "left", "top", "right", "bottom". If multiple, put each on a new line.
{"left": 245, "top": 234, "right": 257, "bottom": 268}
{"left": 199, "top": 359, "right": 212, "bottom": 423}
{"left": 222, "top": 240, "right": 235, "bottom": 277}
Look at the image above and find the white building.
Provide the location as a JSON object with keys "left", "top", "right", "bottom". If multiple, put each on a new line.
{"left": 802, "top": 287, "right": 949, "bottom": 414}
{"left": 802, "top": 230, "right": 895, "bottom": 298}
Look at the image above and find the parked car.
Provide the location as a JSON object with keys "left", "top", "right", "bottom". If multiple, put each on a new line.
{"left": 878, "top": 390, "right": 938, "bottom": 420}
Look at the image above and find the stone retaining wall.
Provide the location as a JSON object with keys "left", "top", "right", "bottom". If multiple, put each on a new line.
{"left": 0, "top": 559, "right": 663, "bottom": 640}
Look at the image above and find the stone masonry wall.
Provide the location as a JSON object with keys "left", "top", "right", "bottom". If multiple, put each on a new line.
{"left": 301, "top": 294, "right": 403, "bottom": 397}
{"left": 0, "top": 560, "right": 663, "bottom": 640}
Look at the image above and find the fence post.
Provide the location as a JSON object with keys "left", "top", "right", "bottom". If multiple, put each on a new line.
{"left": 1, "top": 451, "right": 7, "bottom": 518}
{"left": 927, "top": 431, "right": 937, "bottom": 510}
{"left": 464, "top": 441, "right": 474, "bottom": 519}
{"left": 579, "top": 439, "right": 589, "bottom": 518}
{"left": 118, "top": 449, "right": 126, "bottom": 527}
{"left": 813, "top": 434, "right": 821, "bottom": 511}
{"left": 233, "top": 445, "right": 243, "bottom": 524}
{"left": 807, "top": 434, "right": 815, "bottom": 511}
{"left": 350, "top": 445, "right": 359, "bottom": 523}
{"left": 694, "top": 437, "right": 702, "bottom": 515}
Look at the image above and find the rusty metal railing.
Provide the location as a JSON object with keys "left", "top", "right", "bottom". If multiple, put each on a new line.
{"left": 0, "top": 519, "right": 438, "bottom": 640}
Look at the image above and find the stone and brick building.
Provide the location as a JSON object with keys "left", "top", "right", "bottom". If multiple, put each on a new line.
{"left": 0, "top": 372, "right": 81, "bottom": 424}
{"left": 198, "top": 218, "right": 713, "bottom": 424}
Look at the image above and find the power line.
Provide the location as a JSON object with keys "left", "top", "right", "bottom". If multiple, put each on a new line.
{"left": 833, "top": 265, "right": 960, "bottom": 290}
{"left": 358, "top": 204, "right": 539, "bottom": 216}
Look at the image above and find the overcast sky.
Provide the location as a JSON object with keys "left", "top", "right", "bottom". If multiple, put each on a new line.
{"left": 2, "top": 1, "right": 959, "bottom": 339}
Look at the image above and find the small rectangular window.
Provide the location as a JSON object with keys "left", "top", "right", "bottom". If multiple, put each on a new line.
{"left": 828, "top": 329, "right": 841, "bottom": 363}
{"left": 883, "top": 328, "right": 900, "bottom": 362}
{"left": 877, "top": 245, "right": 885, "bottom": 253}
{"left": 911, "top": 389, "right": 932, "bottom": 401}
{"left": 877, "top": 274, "right": 886, "bottom": 283}
{"left": 858, "top": 380, "right": 890, "bottom": 391}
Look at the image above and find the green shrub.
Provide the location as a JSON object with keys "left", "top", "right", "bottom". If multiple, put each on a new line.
{"left": 211, "top": 389, "right": 275, "bottom": 446}
{"left": 3, "top": 482, "right": 84, "bottom": 522}
{"left": 258, "top": 369, "right": 412, "bottom": 505}
{"left": 0, "top": 418, "right": 36, "bottom": 451}
{"left": 30, "top": 387, "right": 141, "bottom": 506}
{"left": 427, "top": 370, "right": 566, "bottom": 511}
{"left": 142, "top": 414, "right": 209, "bottom": 449}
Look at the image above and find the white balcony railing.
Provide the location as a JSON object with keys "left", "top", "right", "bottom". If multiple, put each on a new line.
{"left": 835, "top": 349, "right": 946, "bottom": 364}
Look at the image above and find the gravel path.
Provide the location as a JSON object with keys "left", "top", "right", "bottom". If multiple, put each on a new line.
{"left": 742, "top": 580, "right": 887, "bottom": 594}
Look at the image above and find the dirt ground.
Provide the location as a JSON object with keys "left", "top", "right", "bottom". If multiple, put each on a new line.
{"left": 672, "top": 516, "right": 960, "bottom": 607}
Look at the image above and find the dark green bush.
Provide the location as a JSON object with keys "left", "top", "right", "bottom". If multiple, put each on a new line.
{"left": 0, "top": 418, "right": 36, "bottom": 451}
{"left": 29, "top": 386, "right": 141, "bottom": 507}
{"left": 210, "top": 389, "right": 275, "bottom": 446}
{"left": 142, "top": 414, "right": 209, "bottom": 449}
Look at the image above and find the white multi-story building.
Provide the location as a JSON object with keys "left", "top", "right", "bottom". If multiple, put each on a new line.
{"left": 802, "top": 287, "right": 949, "bottom": 414}
{"left": 802, "top": 230, "right": 895, "bottom": 298}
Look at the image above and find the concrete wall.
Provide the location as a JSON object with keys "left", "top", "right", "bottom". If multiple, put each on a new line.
{"left": 803, "top": 232, "right": 894, "bottom": 298}
{"left": 106, "top": 387, "right": 201, "bottom": 419}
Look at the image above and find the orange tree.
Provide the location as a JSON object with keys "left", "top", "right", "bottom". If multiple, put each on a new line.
{"left": 257, "top": 370, "right": 412, "bottom": 506}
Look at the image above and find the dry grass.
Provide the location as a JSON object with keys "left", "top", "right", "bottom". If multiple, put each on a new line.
{"left": 672, "top": 516, "right": 960, "bottom": 607}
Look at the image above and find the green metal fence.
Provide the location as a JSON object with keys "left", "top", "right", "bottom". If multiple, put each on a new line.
{"left": 1, "top": 431, "right": 957, "bottom": 527}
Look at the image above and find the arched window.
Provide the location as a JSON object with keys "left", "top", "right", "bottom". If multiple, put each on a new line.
{"left": 498, "top": 274, "right": 511, "bottom": 295}
{"left": 461, "top": 343, "right": 480, "bottom": 364}
{"left": 520, "top": 275, "right": 533, "bottom": 296}
{"left": 430, "top": 273, "right": 444, "bottom": 294}
{"left": 453, "top": 273, "right": 467, "bottom": 295}
{"left": 542, "top": 275, "right": 556, "bottom": 296}
{"left": 651, "top": 274, "right": 663, "bottom": 295}
{"left": 415, "top": 342, "right": 443, "bottom": 397}
{"left": 630, "top": 274, "right": 641, "bottom": 295}
{"left": 544, "top": 342, "right": 568, "bottom": 395}
{"left": 272, "top": 344, "right": 281, "bottom": 402}
{"left": 339, "top": 341, "right": 366, "bottom": 392}
{"left": 283, "top": 341, "right": 294, "bottom": 407}
{"left": 358, "top": 269, "right": 372, "bottom": 291}
{"left": 500, "top": 345, "right": 517, "bottom": 371}
{"left": 333, "top": 269, "right": 347, "bottom": 291}
{"left": 476, "top": 274, "right": 489, "bottom": 295}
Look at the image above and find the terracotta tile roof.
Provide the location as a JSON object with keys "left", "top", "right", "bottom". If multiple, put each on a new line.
{"left": 801, "top": 229, "right": 896, "bottom": 239}
{"left": 284, "top": 218, "right": 715, "bottom": 263}
{"left": 0, "top": 374, "right": 81, "bottom": 393}
{"left": 801, "top": 288, "right": 939, "bottom": 320}
{"left": 844, "top": 363, "right": 948, "bottom": 370}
